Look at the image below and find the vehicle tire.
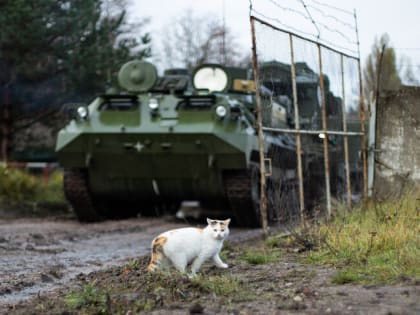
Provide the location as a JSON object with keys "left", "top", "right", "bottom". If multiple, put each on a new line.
{"left": 224, "top": 164, "right": 261, "bottom": 227}
{"left": 63, "top": 168, "right": 101, "bottom": 222}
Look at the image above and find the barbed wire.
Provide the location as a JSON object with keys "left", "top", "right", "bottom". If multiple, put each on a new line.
{"left": 305, "top": 4, "right": 355, "bottom": 30}
{"left": 299, "top": 0, "right": 357, "bottom": 46}
{"left": 251, "top": 8, "right": 319, "bottom": 42}
{"left": 249, "top": 0, "right": 359, "bottom": 57}
{"left": 267, "top": 0, "right": 312, "bottom": 23}
{"left": 299, "top": 0, "right": 320, "bottom": 39}
{"left": 308, "top": 0, "right": 354, "bottom": 16}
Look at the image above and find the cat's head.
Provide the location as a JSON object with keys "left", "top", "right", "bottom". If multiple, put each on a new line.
{"left": 206, "top": 218, "right": 231, "bottom": 240}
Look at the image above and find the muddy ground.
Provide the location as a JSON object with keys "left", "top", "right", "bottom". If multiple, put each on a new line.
{"left": 0, "top": 209, "right": 419, "bottom": 315}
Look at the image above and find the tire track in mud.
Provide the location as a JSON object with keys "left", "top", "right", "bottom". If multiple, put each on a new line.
{"left": 0, "top": 216, "right": 263, "bottom": 307}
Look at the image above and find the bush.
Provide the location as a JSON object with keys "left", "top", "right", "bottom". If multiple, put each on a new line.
{"left": 0, "top": 165, "right": 65, "bottom": 206}
{"left": 0, "top": 165, "right": 39, "bottom": 203}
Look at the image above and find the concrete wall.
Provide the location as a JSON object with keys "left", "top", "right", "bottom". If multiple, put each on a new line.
{"left": 374, "top": 86, "right": 420, "bottom": 196}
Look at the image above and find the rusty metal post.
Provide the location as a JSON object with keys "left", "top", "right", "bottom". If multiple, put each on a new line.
{"left": 340, "top": 55, "right": 352, "bottom": 209}
{"left": 317, "top": 44, "right": 332, "bottom": 218}
{"left": 289, "top": 34, "right": 306, "bottom": 227}
{"left": 250, "top": 16, "right": 268, "bottom": 238}
{"left": 354, "top": 9, "right": 368, "bottom": 199}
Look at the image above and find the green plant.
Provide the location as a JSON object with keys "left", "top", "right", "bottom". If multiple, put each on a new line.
{"left": 241, "top": 248, "right": 280, "bottom": 265}
{"left": 0, "top": 166, "right": 66, "bottom": 210}
{"left": 0, "top": 165, "right": 39, "bottom": 203}
{"left": 35, "top": 170, "right": 65, "bottom": 204}
{"left": 192, "top": 274, "right": 242, "bottom": 296}
{"left": 305, "top": 188, "right": 420, "bottom": 283}
{"left": 64, "top": 281, "right": 108, "bottom": 313}
{"left": 332, "top": 269, "right": 361, "bottom": 284}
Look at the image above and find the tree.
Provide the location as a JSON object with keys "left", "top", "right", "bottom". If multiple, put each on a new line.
{"left": 160, "top": 10, "right": 248, "bottom": 70}
{"left": 0, "top": 0, "right": 152, "bottom": 160}
{"left": 363, "top": 33, "right": 401, "bottom": 101}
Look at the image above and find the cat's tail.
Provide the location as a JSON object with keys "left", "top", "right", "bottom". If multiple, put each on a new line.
{"left": 147, "top": 236, "right": 167, "bottom": 272}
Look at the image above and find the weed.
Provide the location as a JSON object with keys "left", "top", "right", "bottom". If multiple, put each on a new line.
{"left": 192, "top": 274, "right": 241, "bottom": 296}
{"left": 34, "top": 171, "right": 65, "bottom": 204}
{"left": 64, "top": 281, "right": 108, "bottom": 313}
{"left": 304, "top": 188, "right": 420, "bottom": 283}
{"left": 0, "top": 166, "right": 66, "bottom": 213}
{"left": 332, "top": 269, "right": 361, "bottom": 284}
{"left": 0, "top": 165, "right": 38, "bottom": 203}
{"left": 124, "top": 259, "right": 141, "bottom": 271}
{"left": 241, "top": 248, "right": 280, "bottom": 265}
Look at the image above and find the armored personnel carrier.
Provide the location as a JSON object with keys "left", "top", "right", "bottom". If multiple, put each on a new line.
{"left": 56, "top": 60, "right": 299, "bottom": 226}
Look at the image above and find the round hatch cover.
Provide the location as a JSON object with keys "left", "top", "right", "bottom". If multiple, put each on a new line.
{"left": 118, "top": 60, "right": 158, "bottom": 92}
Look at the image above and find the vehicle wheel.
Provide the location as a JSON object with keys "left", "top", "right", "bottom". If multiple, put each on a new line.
{"left": 224, "top": 164, "right": 261, "bottom": 227}
{"left": 63, "top": 168, "right": 101, "bottom": 222}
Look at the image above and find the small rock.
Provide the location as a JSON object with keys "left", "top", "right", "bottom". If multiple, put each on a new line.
{"left": 302, "top": 287, "right": 312, "bottom": 296}
{"left": 25, "top": 244, "right": 35, "bottom": 251}
{"left": 293, "top": 295, "right": 303, "bottom": 302}
{"left": 285, "top": 282, "right": 293, "bottom": 287}
{"left": 40, "top": 273, "right": 53, "bottom": 283}
{"left": 189, "top": 302, "right": 204, "bottom": 314}
{"left": 125, "top": 310, "right": 133, "bottom": 315}
{"left": 325, "top": 308, "right": 331, "bottom": 313}
{"left": 31, "top": 233, "right": 45, "bottom": 240}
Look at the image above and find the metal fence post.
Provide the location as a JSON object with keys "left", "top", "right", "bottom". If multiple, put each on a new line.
{"left": 317, "top": 44, "right": 332, "bottom": 218}
{"left": 340, "top": 55, "right": 352, "bottom": 208}
{"left": 289, "top": 34, "right": 306, "bottom": 227}
{"left": 250, "top": 16, "right": 268, "bottom": 238}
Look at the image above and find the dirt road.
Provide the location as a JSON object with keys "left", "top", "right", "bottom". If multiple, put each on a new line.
{"left": 1, "top": 214, "right": 418, "bottom": 315}
{"left": 0, "top": 214, "right": 245, "bottom": 306}
{"left": 0, "top": 212, "right": 264, "bottom": 309}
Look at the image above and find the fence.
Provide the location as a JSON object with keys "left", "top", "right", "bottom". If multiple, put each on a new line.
{"left": 249, "top": 2, "right": 367, "bottom": 231}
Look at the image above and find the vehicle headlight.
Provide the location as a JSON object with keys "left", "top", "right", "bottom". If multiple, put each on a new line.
{"left": 215, "top": 105, "right": 227, "bottom": 118}
{"left": 77, "top": 106, "right": 89, "bottom": 120}
{"left": 148, "top": 98, "right": 159, "bottom": 110}
{"left": 318, "top": 133, "right": 325, "bottom": 139}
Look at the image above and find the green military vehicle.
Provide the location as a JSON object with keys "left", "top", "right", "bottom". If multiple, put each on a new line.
{"left": 56, "top": 58, "right": 355, "bottom": 226}
{"left": 56, "top": 60, "right": 299, "bottom": 226}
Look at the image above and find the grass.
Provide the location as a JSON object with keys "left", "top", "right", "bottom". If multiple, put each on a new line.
{"left": 241, "top": 248, "right": 281, "bottom": 265}
{"left": 0, "top": 165, "right": 66, "bottom": 213}
{"left": 64, "top": 281, "right": 109, "bottom": 314}
{"left": 191, "top": 274, "right": 243, "bottom": 296}
{"left": 59, "top": 269, "right": 249, "bottom": 314}
{"left": 303, "top": 187, "right": 420, "bottom": 284}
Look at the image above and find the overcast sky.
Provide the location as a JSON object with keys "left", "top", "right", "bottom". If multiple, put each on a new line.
{"left": 129, "top": 0, "right": 420, "bottom": 74}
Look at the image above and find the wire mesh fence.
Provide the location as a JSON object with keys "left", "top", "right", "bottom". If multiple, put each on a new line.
{"left": 249, "top": 1, "right": 367, "bottom": 229}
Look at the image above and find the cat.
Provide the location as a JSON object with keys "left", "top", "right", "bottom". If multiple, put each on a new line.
{"left": 147, "top": 218, "right": 231, "bottom": 275}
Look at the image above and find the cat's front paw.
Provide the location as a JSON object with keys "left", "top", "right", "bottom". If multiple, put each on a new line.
{"left": 219, "top": 263, "right": 229, "bottom": 269}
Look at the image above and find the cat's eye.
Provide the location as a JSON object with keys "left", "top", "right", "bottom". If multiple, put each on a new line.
{"left": 213, "top": 229, "right": 217, "bottom": 232}
{"left": 221, "top": 229, "right": 225, "bottom": 232}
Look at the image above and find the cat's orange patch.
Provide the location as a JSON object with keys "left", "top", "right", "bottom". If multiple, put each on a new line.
{"left": 148, "top": 236, "right": 168, "bottom": 272}
{"left": 153, "top": 236, "right": 167, "bottom": 249}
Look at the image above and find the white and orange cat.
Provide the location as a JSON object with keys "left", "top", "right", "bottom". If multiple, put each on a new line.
{"left": 147, "top": 218, "right": 231, "bottom": 275}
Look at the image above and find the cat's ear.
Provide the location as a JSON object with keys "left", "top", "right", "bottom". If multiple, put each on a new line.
{"left": 224, "top": 218, "right": 231, "bottom": 225}
{"left": 207, "top": 218, "right": 212, "bottom": 225}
